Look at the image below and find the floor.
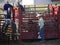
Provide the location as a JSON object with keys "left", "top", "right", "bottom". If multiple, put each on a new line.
{"left": 0, "top": 39, "right": 60, "bottom": 45}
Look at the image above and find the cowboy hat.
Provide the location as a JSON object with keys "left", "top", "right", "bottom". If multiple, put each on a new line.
{"left": 36, "top": 13, "right": 42, "bottom": 17}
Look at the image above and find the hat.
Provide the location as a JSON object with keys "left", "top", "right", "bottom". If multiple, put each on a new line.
{"left": 36, "top": 13, "right": 42, "bottom": 17}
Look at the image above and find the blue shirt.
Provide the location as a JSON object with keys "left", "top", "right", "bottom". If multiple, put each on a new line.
{"left": 4, "top": 4, "right": 13, "bottom": 10}
{"left": 3, "top": 4, "right": 13, "bottom": 19}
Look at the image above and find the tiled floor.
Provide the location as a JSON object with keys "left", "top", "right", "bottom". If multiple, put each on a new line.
{"left": 0, "top": 39, "right": 60, "bottom": 45}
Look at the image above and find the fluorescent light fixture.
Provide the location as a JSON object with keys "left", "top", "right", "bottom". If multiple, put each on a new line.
{"left": 22, "top": 0, "right": 34, "bottom": 5}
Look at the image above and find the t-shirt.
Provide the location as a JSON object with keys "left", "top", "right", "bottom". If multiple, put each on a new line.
{"left": 3, "top": 4, "right": 13, "bottom": 19}
{"left": 3, "top": 4, "right": 13, "bottom": 10}
{"left": 38, "top": 17, "right": 44, "bottom": 29}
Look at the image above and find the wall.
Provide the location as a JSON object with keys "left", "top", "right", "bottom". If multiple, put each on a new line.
{"left": 34, "top": 0, "right": 60, "bottom": 5}
{"left": 0, "top": 0, "right": 60, "bottom": 5}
